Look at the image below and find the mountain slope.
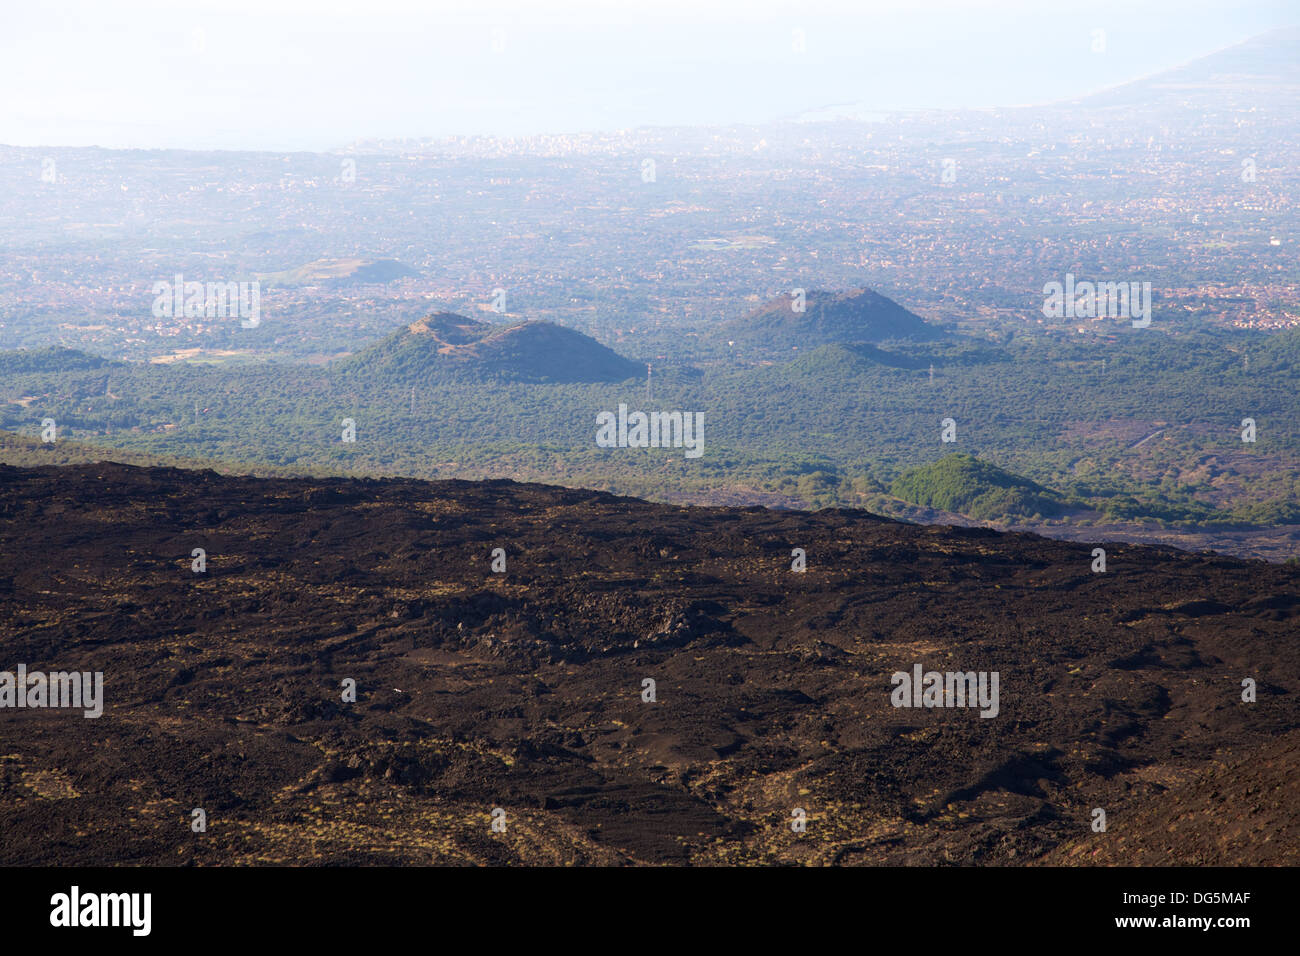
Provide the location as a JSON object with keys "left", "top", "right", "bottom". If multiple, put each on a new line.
{"left": 1080, "top": 26, "right": 1300, "bottom": 113}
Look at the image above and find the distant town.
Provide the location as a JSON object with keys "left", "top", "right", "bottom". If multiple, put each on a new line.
{"left": 1, "top": 37, "right": 1295, "bottom": 366}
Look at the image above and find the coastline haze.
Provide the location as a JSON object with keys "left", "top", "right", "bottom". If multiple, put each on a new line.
{"left": 1, "top": 0, "right": 1295, "bottom": 151}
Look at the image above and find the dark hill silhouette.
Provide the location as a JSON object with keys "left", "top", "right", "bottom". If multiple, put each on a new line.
{"left": 338, "top": 312, "right": 645, "bottom": 383}
{"left": 720, "top": 288, "right": 948, "bottom": 350}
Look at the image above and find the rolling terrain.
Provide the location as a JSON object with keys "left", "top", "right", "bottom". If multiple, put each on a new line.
{"left": 4, "top": 308, "right": 1300, "bottom": 561}
{"left": 1, "top": 461, "right": 1296, "bottom": 865}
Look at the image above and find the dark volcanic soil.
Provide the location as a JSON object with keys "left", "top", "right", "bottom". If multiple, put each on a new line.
{"left": 0, "top": 462, "right": 1297, "bottom": 866}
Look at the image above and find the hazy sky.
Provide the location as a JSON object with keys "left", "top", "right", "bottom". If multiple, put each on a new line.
{"left": 1, "top": 0, "right": 1294, "bottom": 151}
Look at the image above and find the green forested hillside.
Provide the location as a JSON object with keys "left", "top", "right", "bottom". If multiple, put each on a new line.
{"left": 719, "top": 288, "right": 950, "bottom": 351}
{"left": 890, "top": 453, "right": 1068, "bottom": 520}
{"left": 0, "top": 347, "right": 118, "bottom": 374}
{"left": 338, "top": 313, "right": 646, "bottom": 384}
{"left": 1, "top": 325, "right": 1298, "bottom": 533}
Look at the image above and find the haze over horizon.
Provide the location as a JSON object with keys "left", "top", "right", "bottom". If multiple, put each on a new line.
{"left": 2, "top": 0, "right": 1295, "bottom": 152}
